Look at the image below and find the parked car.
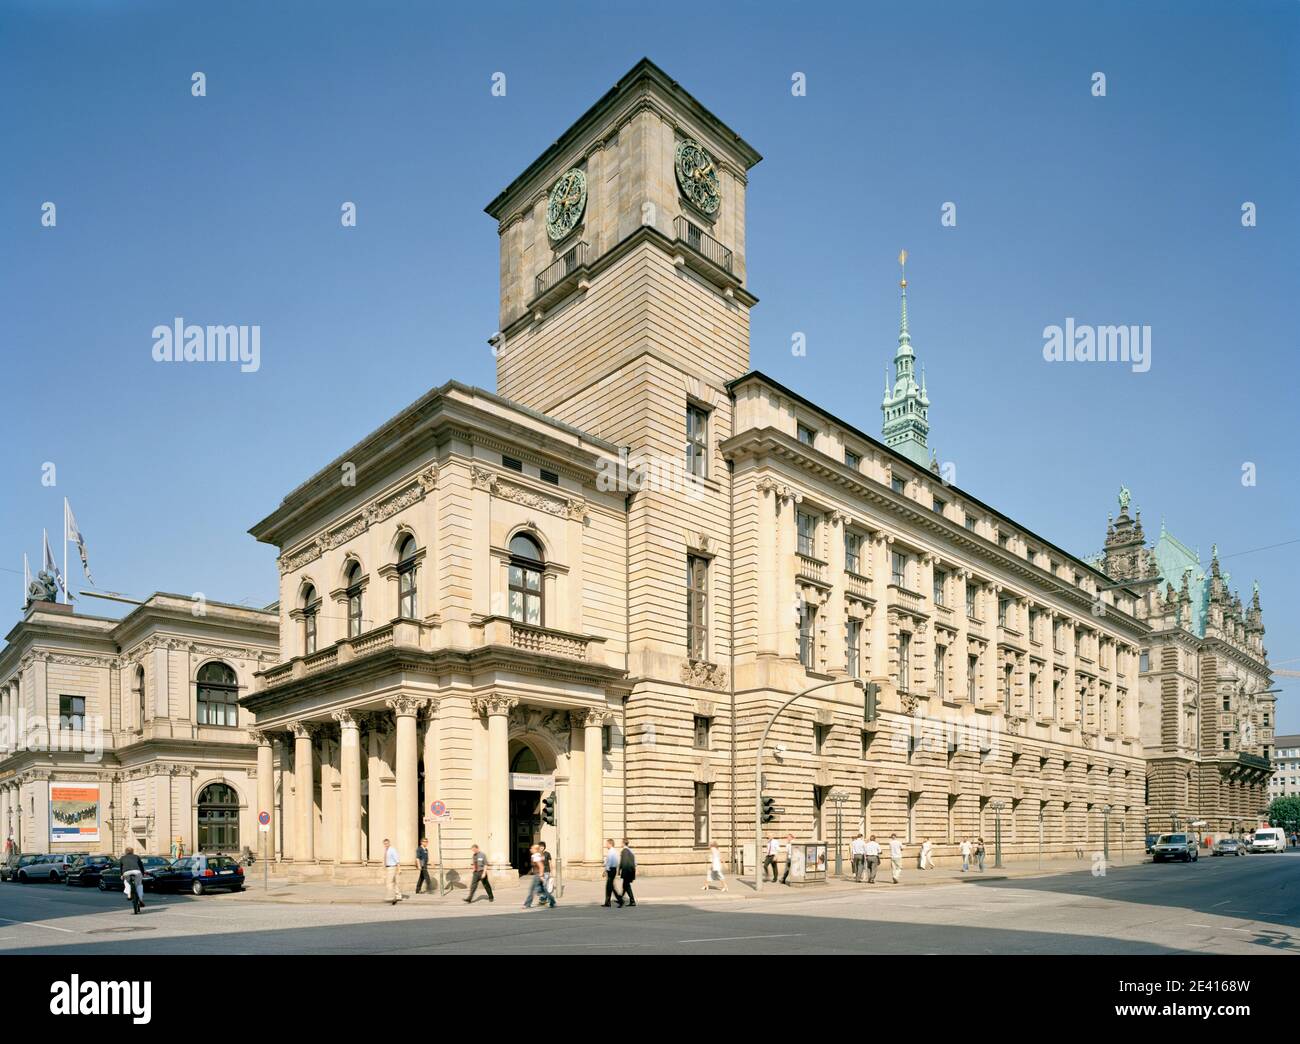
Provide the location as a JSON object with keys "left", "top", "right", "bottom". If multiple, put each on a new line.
{"left": 1151, "top": 833, "right": 1198, "bottom": 863}
{"left": 2, "top": 854, "right": 47, "bottom": 882}
{"left": 153, "top": 853, "right": 245, "bottom": 895}
{"left": 1249, "top": 827, "right": 1286, "bottom": 853}
{"left": 98, "top": 855, "right": 173, "bottom": 893}
{"left": 16, "top": 853, "right": 86, "bottom": 882}
{"left": 1212, "top": 838, "right": 1245, "bottom": 857}
{"left": 64, "top": 854, "right": 117, "bottom": 887}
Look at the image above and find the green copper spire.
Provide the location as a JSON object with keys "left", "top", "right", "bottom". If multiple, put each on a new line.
{"left": 881, "top": 250, "right": 931, "bottom": 467}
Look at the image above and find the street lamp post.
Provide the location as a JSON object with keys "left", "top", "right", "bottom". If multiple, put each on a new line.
{"left": 1037, "top": 808, "right": 1044, "bottom": 870}
{"left": 755, "top": 676, "right": 864, "bottom": 893}
{"left": 1102, "top": 803, "right": 1112, "bottom": 864}
{"left": 990, "top": 799, "right": 1005, "bottom": 869}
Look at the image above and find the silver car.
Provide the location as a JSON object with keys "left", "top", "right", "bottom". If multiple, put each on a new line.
{"left": 17, "top": 852, "right": 86, "bottom": 882}
{"left": 1151, "top": 833, "right": 1198, "bottom": 863}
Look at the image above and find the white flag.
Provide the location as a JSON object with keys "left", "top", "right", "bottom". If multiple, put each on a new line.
{"left": 64, "top": 498, "right": 94, "bottom": 584}
{"left": 43, "top": 529, "right": 70, "bottom": 600}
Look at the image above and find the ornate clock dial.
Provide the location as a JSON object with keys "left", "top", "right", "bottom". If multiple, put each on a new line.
{"left": 675, "top": 138, "right": 721, "bottom": 216}
{"left": 545, "top": 168, "right": 587, "bottom": 241}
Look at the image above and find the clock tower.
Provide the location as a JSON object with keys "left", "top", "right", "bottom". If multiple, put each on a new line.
{"left": 484, "top": 58, "right": 762, "bottom": 442}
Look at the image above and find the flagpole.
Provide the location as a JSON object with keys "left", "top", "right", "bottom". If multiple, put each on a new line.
{"left": 63, "top": 499, "right": 69, "bottom": 606}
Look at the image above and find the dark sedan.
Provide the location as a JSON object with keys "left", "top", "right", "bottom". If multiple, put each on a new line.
{"left": 98, "top": 855, "right": 174, "bottom": 893}
{"left": 64, "top": 854, "right": 116, "bottom": 887}
{"left": 153, "top": 853, "right": 245, "bottom": 895}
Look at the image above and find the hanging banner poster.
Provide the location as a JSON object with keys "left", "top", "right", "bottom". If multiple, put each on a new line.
{"left": 49, "top": 783, "right": 100, "bottom": 844}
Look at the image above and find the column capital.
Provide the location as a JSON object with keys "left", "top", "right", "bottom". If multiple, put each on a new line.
{"left": 471, "top": 694, "right": 518, "bottom": 719}
{"left": 332, "top": 709, "right": 362, "bottom": 730}
{"left": 247, "top": 728, "right": 274, "bottom": 747}
{"left": 289, "top": 721, "right": 319, "bottom": 740}
{"left": 385, "top": 695, "right": 428, "bottom": 719}
{"left": 574, "top": 706, "right": 613, "bottom": 729}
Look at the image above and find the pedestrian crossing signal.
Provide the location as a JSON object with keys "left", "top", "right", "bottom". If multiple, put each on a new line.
{"left": 542, "top": 792, "right": 556, "bottom": 826}
{"left": 762, "top": 795, "right": 776, "bottom": 823}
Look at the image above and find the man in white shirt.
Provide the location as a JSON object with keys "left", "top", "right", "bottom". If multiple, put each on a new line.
{"left": 863, "top": 835, "right": 882, "bottom": 883}
{"left": 960, "top": 837, "right": 972, "bottom": 872}
{"left": 889, "top": 833, "right": 903, "bottom": 884}
{"left": 384, "top": 838, "right": 402, "bottom": 905}
{"left": 763, "top": 836, "right": 780, "bottom": 882}
{"left": 850, "top": 833, "right": 867, "bottom": 882}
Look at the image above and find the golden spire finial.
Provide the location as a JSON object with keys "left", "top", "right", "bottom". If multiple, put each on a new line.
{"left": 898, "top": 249, "right": 907, "bottom": 288}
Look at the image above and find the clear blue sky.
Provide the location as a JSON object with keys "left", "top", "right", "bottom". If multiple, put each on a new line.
{"left": 2, "top": 1, "right": 1297, "bottom": 728}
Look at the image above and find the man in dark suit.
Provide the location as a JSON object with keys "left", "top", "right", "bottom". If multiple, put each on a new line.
{"left": 415, "top": 837, "right": 432, "bottom": 894}
{"left": 616, "top": 838, "right": 637, "bottom": 907}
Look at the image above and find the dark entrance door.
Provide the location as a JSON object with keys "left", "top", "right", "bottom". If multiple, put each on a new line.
{"left": 509, "top": 790, "right": 541, "bottom": 874}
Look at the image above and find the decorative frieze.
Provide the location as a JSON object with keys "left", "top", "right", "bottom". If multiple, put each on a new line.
{"left": 681, "top": 660, "right": 728, "bottom": 691}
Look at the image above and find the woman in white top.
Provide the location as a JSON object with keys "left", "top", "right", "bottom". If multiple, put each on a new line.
{"left": 919, "top": 838, "right": 935, "bottom": 870}
{"left": 702, "top": 843, "right": 728, "bottom": 891}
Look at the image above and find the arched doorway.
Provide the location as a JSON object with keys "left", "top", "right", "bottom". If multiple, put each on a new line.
{"left": 507, "top": 740, "right": 554, "bottom": 874}
{"left": 196, "top": 783, "right": 240, "bottom": 853}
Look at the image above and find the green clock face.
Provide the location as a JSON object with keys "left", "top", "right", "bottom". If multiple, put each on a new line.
{"left": 546, "top": 168, "right": 587, "bottom": 241}
{"left": 675, "top": 139, "right": 720, "bottom": 216}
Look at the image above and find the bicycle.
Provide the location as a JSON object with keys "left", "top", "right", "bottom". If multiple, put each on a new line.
{"left": 123, "top": 869, "right": 144, "bottom": 915}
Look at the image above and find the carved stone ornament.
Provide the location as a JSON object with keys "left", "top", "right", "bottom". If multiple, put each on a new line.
{"left": 680, "top": 660, "right": 728, "bottom": 691}
{"left": 901, "top": 692, "right": 922, "bottom": 715}
{"left": 471, "top": 694, "right": 519, "bottom": 718}
{"left": 386, "top": 695, "right": 428, "bottom": 718}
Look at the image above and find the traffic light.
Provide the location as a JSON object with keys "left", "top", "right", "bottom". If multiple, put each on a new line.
{"left": 761, "top": 795, "right": 776, "bottom": 824}
{"left": 864, "top": 682, "right": 879, "bottom": 722}
{"left": 541, "top": 792, "right": 556, "bottom": 827}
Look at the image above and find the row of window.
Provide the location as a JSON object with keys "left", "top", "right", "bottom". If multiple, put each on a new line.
{"left": 51, "top": 660, "right": 242, "bottom": 733}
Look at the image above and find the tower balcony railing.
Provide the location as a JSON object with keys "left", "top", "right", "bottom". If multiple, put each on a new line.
{"left": 530, "top": 241, "right": 591, "bottom": 315}
{"left": 673, "top": 216, "right": 733, "bottom": 274}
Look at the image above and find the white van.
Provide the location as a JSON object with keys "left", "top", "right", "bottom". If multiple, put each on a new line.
{"left": 1249, "top": 827, "right": 1286, "bottom": 853}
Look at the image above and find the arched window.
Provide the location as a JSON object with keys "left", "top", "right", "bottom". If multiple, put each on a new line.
{"left": 135, "top": 664, "right": 146, "bottom": 730}
{"left": 345, "top": 561, "right": 364, "bottom": 638}
{"left": 511, "top": 745, "right": 541, "bottom": 774}
{"left": 196, "top": 662, "right": 239, "bottom": 728}
{"left": 196, "top": 782, "right": 239, "bottom": 852}
{"left": 508, "top": 533, "right": 544, "bottom": 626}
{"left": 396, "top": 535, "right": 418, "bottom": 620}
{"left": 301, "top": 584, "right": 319, "bottom": 655}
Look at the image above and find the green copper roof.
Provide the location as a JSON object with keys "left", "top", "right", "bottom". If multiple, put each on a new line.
{"left": 881, "top": 268, "right": 931, "bottom": 468}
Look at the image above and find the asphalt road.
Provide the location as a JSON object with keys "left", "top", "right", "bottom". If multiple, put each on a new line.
{"left": 1, "top": 851, "right": 1296, "bottom": 954}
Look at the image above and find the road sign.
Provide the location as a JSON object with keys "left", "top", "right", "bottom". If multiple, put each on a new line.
{"left": 258, "top": 810, "right": 271, "bottom": 832}
{"left": 430, "top": 800, "right": 447, "bottom": 817}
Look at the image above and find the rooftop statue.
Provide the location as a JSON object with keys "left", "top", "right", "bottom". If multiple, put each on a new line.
{"left": 1117, "top": 484, "right": 1131, "bottom": 512}
{"left": 24, "top": 569, "right": 58, "bottom": 608}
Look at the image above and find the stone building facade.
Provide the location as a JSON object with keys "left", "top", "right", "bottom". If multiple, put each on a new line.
{"left": 1268, "top": 735, "right": 1300, "bottom": 801}
{"left": 0, "top": 595, "right": 277, "bottom": 857}
{"left": 243, "top": 59, "right": 1149, "bottom": 882}
{"left": 1099, "top": 503, "right": 1275, "bottom": 837}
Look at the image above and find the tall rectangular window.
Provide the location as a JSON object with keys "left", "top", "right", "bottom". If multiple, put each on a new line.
{"left": 1004, "top": 664, "right": 1014, "bottom": 713}
{"left": 844, "top": 449, "right": 861, "bottom": 470}
{"left": 935, "top": 644, "right": 947, "bottom": 699}
{"left": 694, "top": 782, "right": 710, "bottom": 846}
{"left": 846, "top": 619, "right": 861, "bottom": 679}
{"left": 797, "top": 422, "right": 816, "bottom": 446}
{"left": 686, "top": 555, "right": 709, "bottom": 662}
{"left": 891, "top": 551, "right": 908, "bottom": 588}
{"left": 967, "top": 655, "right": 979, "bottom": 702}
{"left": 998, "top": 597, "right": 1009, "bottom": 627}
{"left": 965, "top": 582, "right": 977, "bottom": 619}
{"left": 844, "top": 531, "right": 862, "bottom": 575}
{"left": 1029, "top": 672, "right": 1038, "bottom": 717}
{"left": 693, "top": 714, "right": 711, "bottom": 750}
{"left": 898, "top": 631, "right": 911, "bottom": 692}
{"left": 891, "top": 474, "right": 906, "bottom": 495}
{"left": 686, "top": 404, "right": 709, "bottom": 477}
{"left": 797, "top": 512, "right": 817, "bottom": 557}
{"left": 933, "top": 569, "right": 947, "bottom": 606}
{"left": 59, "top": 695, "right": 85, "bottom": 731}
{"left": 799, "top": 603, "right": 817, "bottom": 669}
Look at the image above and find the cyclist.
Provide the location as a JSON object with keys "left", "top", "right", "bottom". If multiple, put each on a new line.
{"left": 119, "top": 847, "right": 146, "bottom": 912}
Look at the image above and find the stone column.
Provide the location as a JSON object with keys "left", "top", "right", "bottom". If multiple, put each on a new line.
{"left": 777, "top": 488, "right": 800, "bottom": 659}
{"left": 388, "top": 696, "right": 425, "bottom": 869}
{"left": 579, "top": 708, "right": 610, "bottom": 863}
{"left": 1, "top": 786, "right": 9, "bottom": 847}
{"left": 826, "top": 512, "right": 848, "bottom": 675}
{"left": 276, "top": 734, "right": 293, "bottom": 861}
{"left": 756, "top": 479, "right": 780, "bottom": 657}
{"left": 291, "top": 722, "right": 316, "bottom": 863}
{"left": 365, "top": 716, "right": 392, "bottom": 863}
{"left": 251, "top": 730, "right": 274, "bottom": 864}
{"left": 421, "top": 701, "right": 441, "bottom": 815}
{"left": 334, "top": 710, "right": 363, "bottom": 865}
{"left": 473, "top": 695, "right": 517, "bottom": 869}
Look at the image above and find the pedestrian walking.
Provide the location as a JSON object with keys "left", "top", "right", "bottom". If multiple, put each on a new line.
{"left": 763, "top": 835, "right": 780, "bottom": 882}
{"left": 539, "top": 841, "right": 557, "bottom": 907}
{"left": 864, "top": 835, "right": 882, "bottom": 883}
{"left": 617, "top": 838, "right": 637, "bottom": 906}
{"left": 920, "top": 838, "right": 935, "bottom": 870}
{"left": 703, "top": 843, "right": 728, "bottom": 891}
{"left": 464, "top": 844, "right": 494, "bottom": 903}
{"left": 415, "top": 837, "right": 432, "bottom": 894}
{"left": 603, "top": 838, "right": 621, "bottom": 907}
{"left": 889, "top": 834, "right": 903, "bottom": 884}
{"left": 522, "top": 843, "right": 554, "bottom": 909}
{"left": 976, "top": 837, "right": 986, "bottom": 872}
{"left": 960, "top": 837, "right": 972, "bottom": 872}
{"left": 850, "top": 833, "right": 867, "bottom": 881}
{"left": 781, "top": 833, "right": 795, "bottom": 885}
{"left": 383, "top": 838, "right": 402, "bottom": 905}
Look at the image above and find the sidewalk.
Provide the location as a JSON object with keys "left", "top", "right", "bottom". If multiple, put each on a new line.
{"left": 230, "top": 853, "right": 1139, "bottom": 907}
